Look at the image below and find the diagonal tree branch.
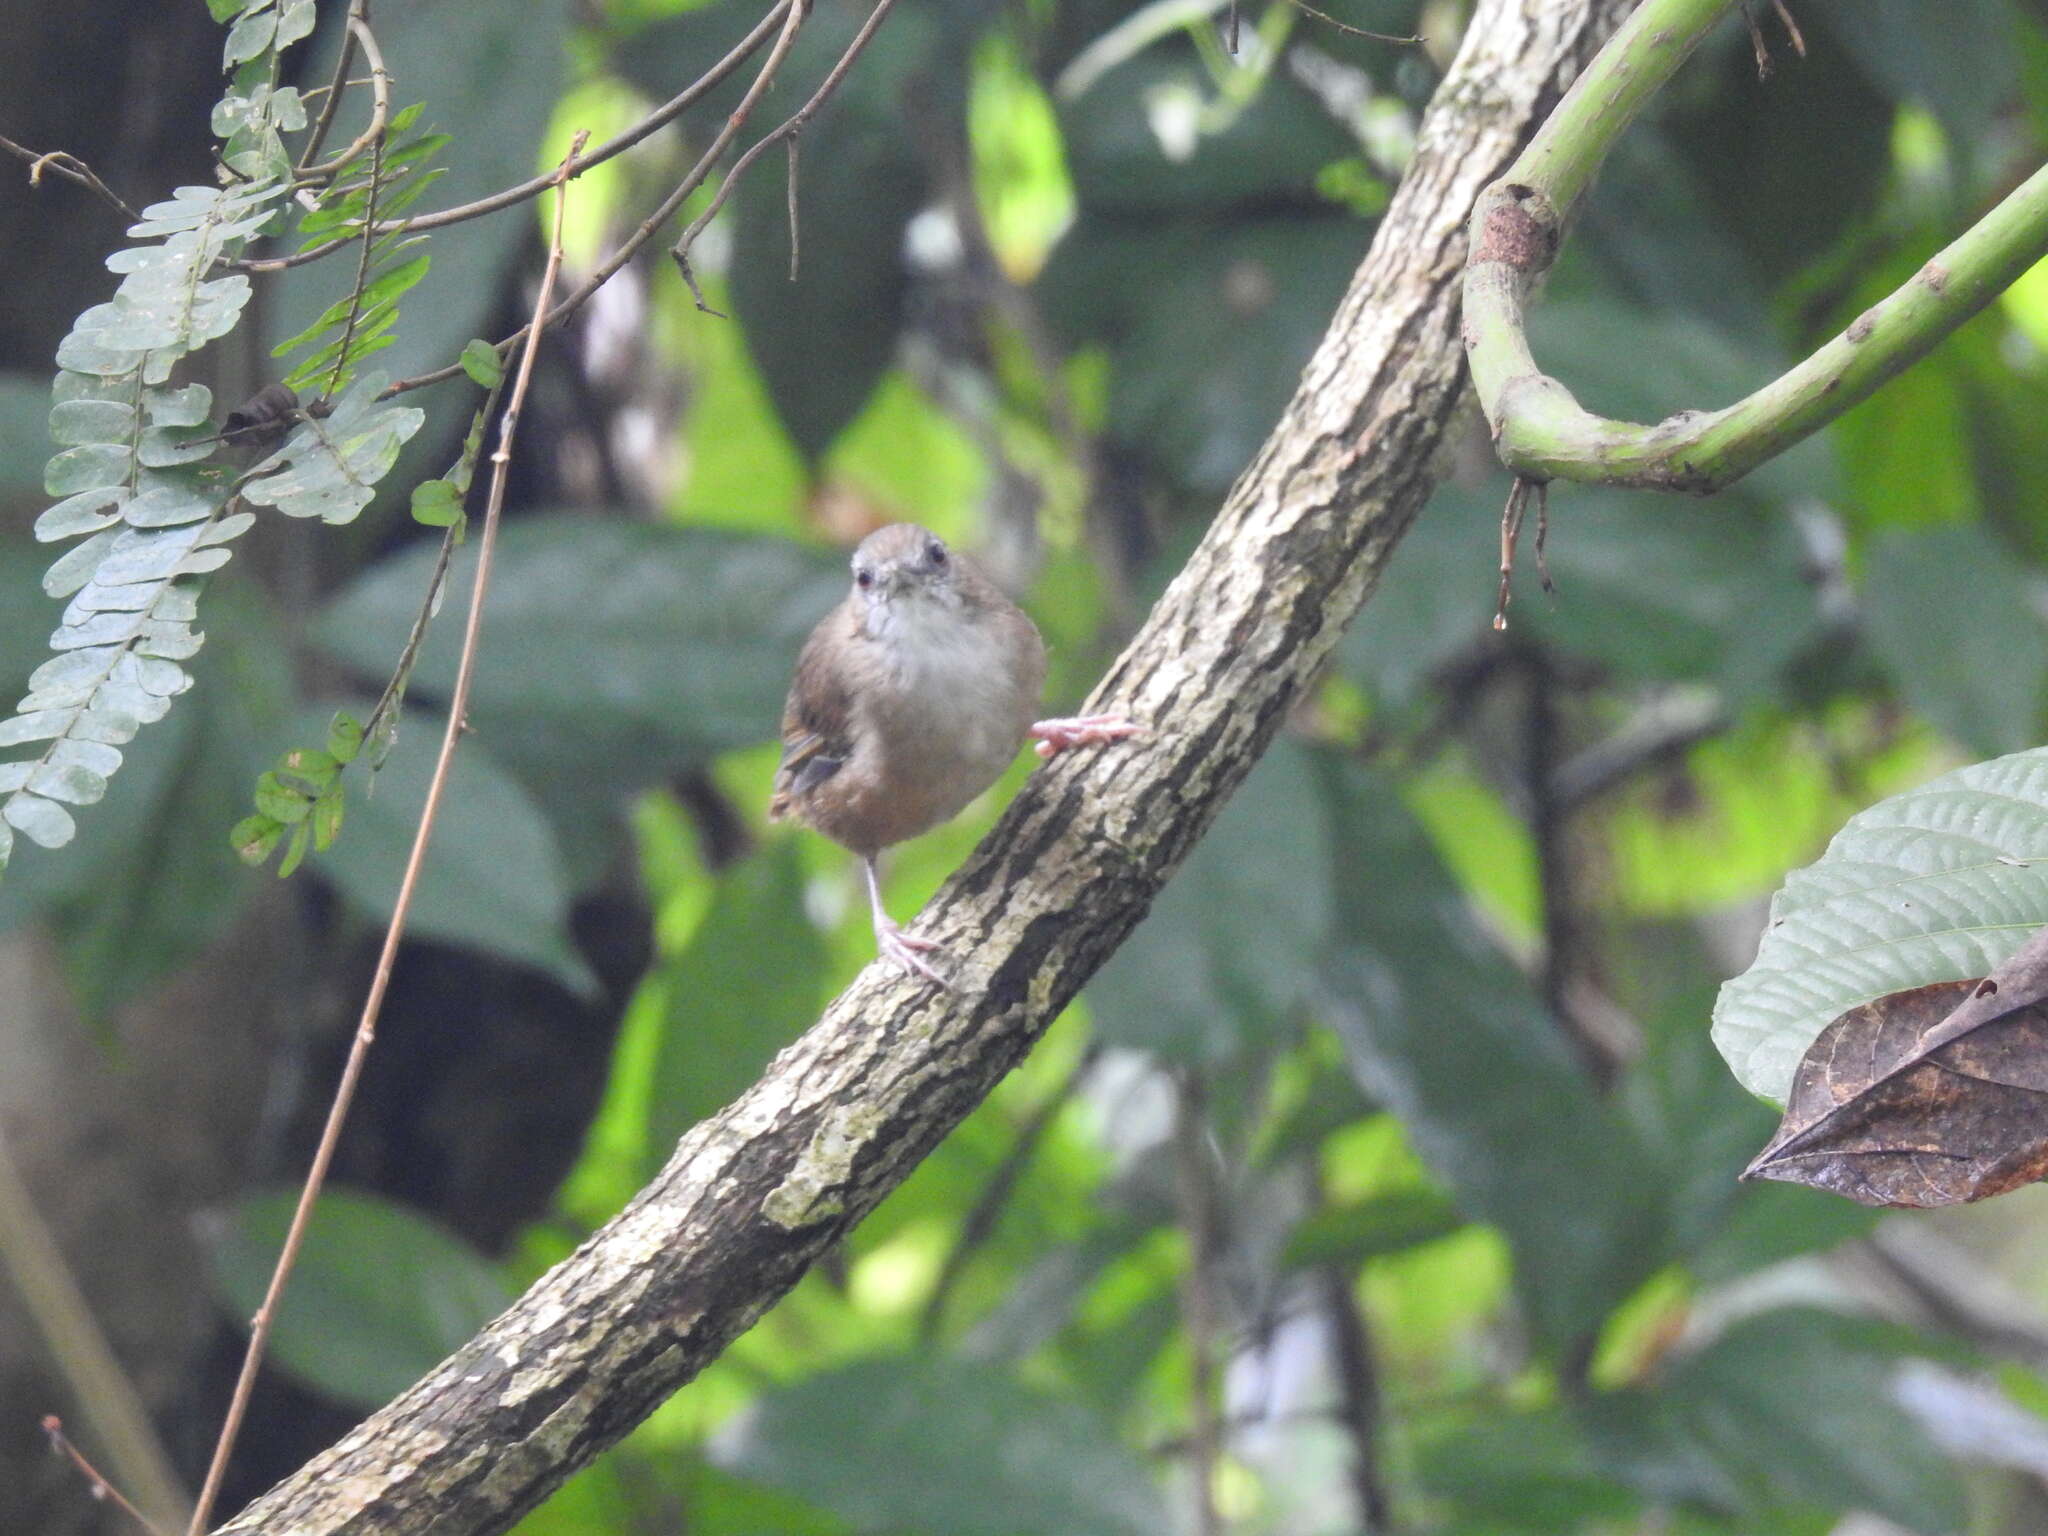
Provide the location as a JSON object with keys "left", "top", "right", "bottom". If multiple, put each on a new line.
{"left": 215, "top": 1, "right": 1633, "bottom": 1530}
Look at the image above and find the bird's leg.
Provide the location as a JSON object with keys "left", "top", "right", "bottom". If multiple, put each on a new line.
{"left": 863, "top": 854, "right": 950, "bottom": 988}
{"left": 1030, "top": 713, "right": 1145, "bottom": 760}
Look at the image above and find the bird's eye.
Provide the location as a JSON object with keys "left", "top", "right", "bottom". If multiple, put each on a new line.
{"left": 926, "top": 541, "right": 947, "bottom": 569}
{"left": 855, "top": 567, "right": 874, "bottom": 590}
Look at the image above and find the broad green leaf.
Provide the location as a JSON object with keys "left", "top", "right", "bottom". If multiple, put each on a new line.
{"left": 713, "top": 1356, "right": 1168, "bottom": 1536}
{"left": 1712, "top": 745, "right": 2048, "bottom": 1104}
{"left": 1815, "top": 0, "right": 2017, "bottom": 177}
{"left": 302, "top": 704, "right": 596, "bottom": 994}
{"left": 312, "top": 520, "right": 843, "bottom": 804}
{"left": 1281, "top": 1189, "right": 1465, "bottom": 1270}
{"left": 1665, "top": 22, "right": 1892, "bottom": 287}
{"left": 728, "top": 98, "right": 925, "bottom": 460}
{"left": 1416, "top": 1408, "right": 1641, "bottom": 1532}
{"left": 1057, "top": 40, "right": 1355, "bottom": 215}
{"left": 1598, "top": 1308, "right": 1966, "bottom": 1535}
{"left": 1087, "top": 739, "right": 1330, "bottom": 1061}
{"left": 1313, "top": 751, "right": 1658, "bottom": 1350}
{"left": 641, "top": 842, "right": 824, "bottom": 1179}
{"left": 1862, "top": 522, "right": 2048, "bottom": 757}
{"left": 207, "top": 1187, "right": 511, "bottom": 1411}
{"left": 1041, "top": 215, "right": 1361, "bottom": 498}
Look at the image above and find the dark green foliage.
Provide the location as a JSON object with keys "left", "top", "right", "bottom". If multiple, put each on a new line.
{"left": 207, "top": 1186, "right": 512, "bottom": 1410}
{"left": 713, "top": 1356, "right": 1169, "bottom": 1536}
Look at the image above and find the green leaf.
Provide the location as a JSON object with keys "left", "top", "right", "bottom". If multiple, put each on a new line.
{"left": 1313, "top": 751, "right": 1658, "bottom": 1350}
{"left": 1057, "top": 40, "right": 1355, "bottom": 215}
{"left": 713, "top": 1356, "right": 1168, "bottom": 1536}
{"left": 1712, "top": 744, "right": 2048, "bottom": 1104}
{"left": 269, "top": 2, "right": 571, "bottom": 388}
{"left": 206, "top": 1187, "right": 512, "bottom": 1411}
{"left": 277, "top": 816, "right": 312, "bottom": 878}
{"left": 1041, "top": 215, "right": 1362, "bottom": 498}
{"left": 1087, "top": 739, "right": 1330, "bottom": 1061}
{"left": 1603, "top": 1308, "right": 1966, "bottom": 1534}
{"left": 0, "top": 587, "right": 288, "bottom": 1011}
{"left": 242, "top": 373, "right": 425, "bottom": 523}
{"left": 459, "top": 338, "right": 504, "bottom": 388}
{"left": 641, "top": 842, "right": 824, "bottom": 1180}
{"left": 231, "top": 813, "right": 283, "bottom": 865}
{"left": 1815, "top": 0, "right": 2017, "bottom": 177}
{"left": 44, "top": 444, "right": 133, "bottom": 496}
{"left": 222, "top": 7, "right": 278, "bottom": 66}
{"left": 304, "top": 703, "right": 596, "bottom": 994}
{"left": 327, "top": 710, "right": 364, "bottom": 765}
{"left": 311, "top": 785, "right": 344, "bottom": 850}
{"left": 312, "top": 520, "right": 843, "bottom": 802}
{"left": 1281, "top": 1188, "right": 1465, "bottom": 1270}
{"left": 1862, "top": 522, "right": 2048, "bottom": 756}
{"left": 409, "top": 478, "right": 464, "bottom": 527}
{"left": 1417, "top": 1408, "right": 1640, "bottom": 1532}
{"left": 728, "top": 99, "right": 926, "bottom": 460}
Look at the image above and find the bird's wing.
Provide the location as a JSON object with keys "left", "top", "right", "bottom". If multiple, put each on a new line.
{"left": 769, "top": 606, "right": 858, "bottom": 819}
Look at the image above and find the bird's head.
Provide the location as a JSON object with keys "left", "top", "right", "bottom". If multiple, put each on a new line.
{"left": 849, "top": 523, "right": 963, "bottom": 633}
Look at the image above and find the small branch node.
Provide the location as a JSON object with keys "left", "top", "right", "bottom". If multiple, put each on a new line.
{"left": 41, "top": 1417, "right": 165, "bottom": 1536}
{"left": 671, "top": 252, "right": 729, "bottom": 317}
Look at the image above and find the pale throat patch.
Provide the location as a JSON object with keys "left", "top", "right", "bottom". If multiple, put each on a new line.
{"left": 867, "top": 589, "right": 1022, "bottom": 760}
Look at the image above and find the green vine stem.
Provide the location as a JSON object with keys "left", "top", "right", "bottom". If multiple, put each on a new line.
{"left": 1462, "top": 0, "right": 2048, "bottom": 494}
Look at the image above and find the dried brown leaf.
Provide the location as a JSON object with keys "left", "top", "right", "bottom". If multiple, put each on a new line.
{"left": 1746, "top": 976, "right": 2048, "bottom": 1206}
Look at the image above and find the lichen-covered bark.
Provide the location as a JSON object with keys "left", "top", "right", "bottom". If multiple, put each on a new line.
{"left": 218, "top": 3, "right": 1633, "bottom": 1530}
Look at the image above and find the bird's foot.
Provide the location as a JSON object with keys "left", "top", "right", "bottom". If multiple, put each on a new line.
{"left": 877, "top": 919, "right": 953, "bottom": 989}
{"left": 1031, "top": 714, "right": 1145, "bottom": 760}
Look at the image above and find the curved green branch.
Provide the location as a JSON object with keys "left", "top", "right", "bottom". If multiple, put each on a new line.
{"left": 1462, "top": 0, "right": 2048, "bottom": 494}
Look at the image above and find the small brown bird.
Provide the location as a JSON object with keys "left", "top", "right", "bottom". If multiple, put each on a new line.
{"left": 770, "top": 523, "right": 1140, "bottom": 984}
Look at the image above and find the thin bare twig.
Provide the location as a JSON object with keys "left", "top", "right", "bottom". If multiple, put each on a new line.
{"left": 243, "top": 0, "right": 797, "bottom": 274}
{"left": 383, "top": 0, "right": 838, "bottom": 396}
{"left": 1770, "top": 0, "right": 1807, "bottom": 56}
{"left": 0, "top": 133, "right": 139, "bottom": 220}
{"left": 0, "top": 1123, "right": 187, "bottom": 1530}
{"left": 668, "top": 0, "right": 902, "bottom": 280}
{"left": 1282, "top": 0, "right": 1421, "bottom": 43}
{"left": 786, "top": 134, "right": 802, "bottom": 280}
{"left": 182, "top": 132, "right": 588, "bottom": 1536}
{"left": 42, "top": 1417, "right": 166, "bottom": 1536}
{"left": 293, "top": 0, "right": 368, "bottom": 175}
{"left": 298, "top": 15, "right": 391, "bottom": 185}
{"left": 1492, "top": 474, "right": 1539, "bottom": 630}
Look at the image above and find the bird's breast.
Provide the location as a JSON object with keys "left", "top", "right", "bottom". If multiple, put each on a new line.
{"left": 865, "top": 602, "right": 1040, "bottom": 816}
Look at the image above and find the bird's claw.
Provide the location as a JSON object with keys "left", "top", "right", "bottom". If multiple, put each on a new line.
{"left": 877, "top": 921, "right": 952, "bottom": 989}
{"left": 1031, "top": 714, "right": 1146, "bottom": 759}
